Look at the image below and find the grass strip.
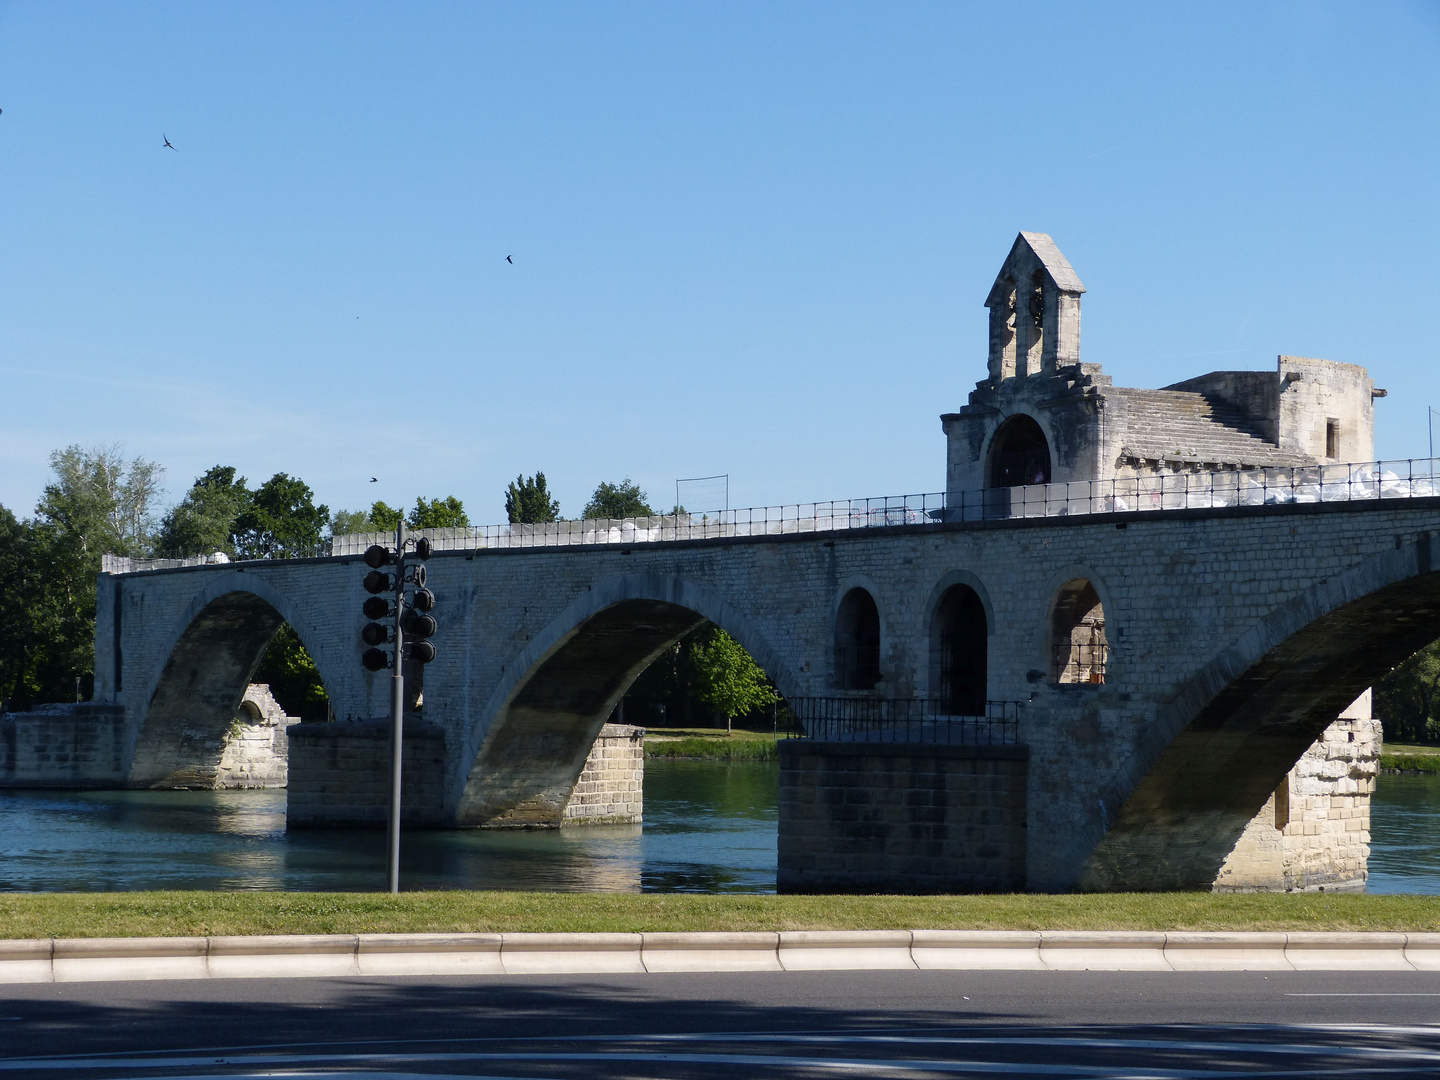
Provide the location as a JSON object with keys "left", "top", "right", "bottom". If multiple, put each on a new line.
{"left": 1381, "top": 753, "right": 1440, "bottom": 773}
{"left": 644, "top": 737, "right": 777, "bottom": 761}
{"left": 2, "top": 892, "right": 1439, "bottom": 939}
{"left": 1380, "top": 743, "right": 1440, "bottom": 773}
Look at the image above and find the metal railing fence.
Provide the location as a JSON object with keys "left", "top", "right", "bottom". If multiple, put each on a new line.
{"left": 101, "top": 457, "right": 1440, "bottom": 574}
{"left": 784, "top": 697, "right": 1021, "bottom": 745}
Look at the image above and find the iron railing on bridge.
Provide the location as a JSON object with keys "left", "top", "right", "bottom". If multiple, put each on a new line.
{"left": 101, "top": 457, "right": 1440, "bottom": 574}
{"left": 782, "top": 698, "right": 1021, "bottom": 745}
{"left": 327, "top": 457, "right": 1440, "bottom": 556}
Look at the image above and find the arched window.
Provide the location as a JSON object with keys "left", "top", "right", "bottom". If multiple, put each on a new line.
{"left": 1050, "top": 579, "right": 1108, "bottom": 684}
{"left": 989, "top": 415, "right": 1052, "bottom": 488}
{"left": 835, "top": 588, "right": 881, "bottom": 691}
{"left": 931, "top": 585, "right": 987, "bottom": 715}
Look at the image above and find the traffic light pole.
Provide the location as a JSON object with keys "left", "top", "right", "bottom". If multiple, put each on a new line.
{"left": 387, "top": 520, "right": 406, "bottom": 894}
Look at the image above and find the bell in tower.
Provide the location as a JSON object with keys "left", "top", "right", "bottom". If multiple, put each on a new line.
{"left": 983, "top": 232, "right": 1085, "bottom": 382}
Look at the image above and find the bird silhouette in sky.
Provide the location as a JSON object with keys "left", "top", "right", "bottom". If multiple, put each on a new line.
{"left": 370, "top": 477, "right": 378, "bottom": 483}
{"left": 162, "top": 134, "right": 176, "bottom": 151}
{"left": 506, "top": 255, "right": 513, "bottom": 264}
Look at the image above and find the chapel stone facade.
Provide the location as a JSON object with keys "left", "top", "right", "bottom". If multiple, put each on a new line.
{"left": 941, "top": 232, "right": 1383, "bottom": 497}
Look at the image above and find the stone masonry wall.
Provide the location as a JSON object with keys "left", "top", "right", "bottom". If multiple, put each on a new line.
{"left": 560, "top": 724, "right": 644, "bottom": 825}
{"left": 214, "top": 684, "right": 297, "bottom": 790}
{"left": 779, "top": 740, "right": 1028, "bottom": 893}
{"left": 286, "top": 720, "right": 642, "bottom": 828}
{"left": 0, "top": 703, "right": 126, "bottom": 787}
{"left": 1214, "top": 702, "right": 1380, "bottom": 893}
{"left": 286, "top": 719, "right": 448, "bottom": 828}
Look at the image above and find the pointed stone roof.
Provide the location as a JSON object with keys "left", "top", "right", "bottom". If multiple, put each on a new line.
{"left": 985, "top": 232, "right": 1086, "bottom": 306}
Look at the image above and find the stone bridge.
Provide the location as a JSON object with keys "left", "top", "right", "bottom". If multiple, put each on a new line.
{"left": 75, "top": 491, "right": 1440, "bottom": 892}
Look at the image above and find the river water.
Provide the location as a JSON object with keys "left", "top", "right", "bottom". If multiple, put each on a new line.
{"left": 1, "top": 761, "right": 1437, "bottom": 893}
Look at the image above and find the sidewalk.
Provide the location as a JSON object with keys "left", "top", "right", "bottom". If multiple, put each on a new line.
{"left": 3, "top": 930, "right": 1436, "bottom": 983}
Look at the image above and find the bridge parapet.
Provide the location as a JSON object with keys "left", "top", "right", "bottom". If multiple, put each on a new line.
{"left": 98, "top": 457, "right": 1440, "bottom": 575}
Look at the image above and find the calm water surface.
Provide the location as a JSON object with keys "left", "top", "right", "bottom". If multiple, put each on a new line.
{"left": 1366, "top": 772, "right": 1440, "bottom": 894}
{"left": 0, "top": 760, "right": 778, "bottom": 892}
{"left": 5, "top": 762, "right": 1440, "bottom": 892}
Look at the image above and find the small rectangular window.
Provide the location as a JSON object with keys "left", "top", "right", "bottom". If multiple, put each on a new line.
{"left": 1274, "top": 774, "right": 1290, "bottom": 831}
{"left": 1326, "top": 419, "right": 1340, "bottom": 459}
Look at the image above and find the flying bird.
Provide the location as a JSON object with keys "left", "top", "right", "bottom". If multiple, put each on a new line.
{"left": 505, "top": 255, "right": 513, "bottom": 264}
{"left": 162, "top": 134, "right": 176, "bottom": 150}
{"left": 370, "top": 477, "right": 378, "bottom": 483}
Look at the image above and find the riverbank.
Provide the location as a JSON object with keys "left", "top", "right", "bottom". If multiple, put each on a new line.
{"left": 1381, "top": 742, "right": 1440, "bottom": 774}
{"left": 3, "top": 892, "right": 1440, "bottom": 939}
{"left": 643, "top": 728, "right": 778, "bottom": 761}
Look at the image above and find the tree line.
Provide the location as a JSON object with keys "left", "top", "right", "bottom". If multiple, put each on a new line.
{"left": 1, "top": 451, "right": 777, "bottom": 731}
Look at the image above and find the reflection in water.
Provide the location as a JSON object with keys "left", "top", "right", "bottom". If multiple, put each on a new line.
{"left": 4, "top": 766, "right": 1438, "bottom": 893}
{"left": 0, "top": 760, "right": 777, "bottom": 893}
{"left": 1368, "top": 772, "right": 1440, "bottom": 894}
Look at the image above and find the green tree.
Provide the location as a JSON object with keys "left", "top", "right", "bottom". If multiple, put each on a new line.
{"left": 328, "top": 508, "right": 375, "bottom": 538}
{"left": 0, "top": 506, "right": 42, "bottom": 706}
{"left": 156, "top": 466, "right": 251, "bottom": 558}
{"left": 368, "top": 501, "right": 403, "bottom": 531}
{"left": 2, "top": 446, "right": 163, "bottom": 705}
{"left": 1377, "top": 639, "right": 1440, "bottom": 744}
{"left": 232, "top": 473, "right": 329, "bottom": 559}
{"left": 624, "top": 622, "right": 777, "bottom": 732}
{"left": 505, "top": 472, "right": 560, "bottom": 524}
{"left": 251, "top": 624, "right": 330, "bottom": 721}
{"left": 408, "top": 495, "right": 469, "bottom": 529}
{"left": 583, "top": 478, "right": 654, "bottom": 520}
{"left": 691, "top": 627, "right": 778, "bottom": 733}
{"left": 39, "top": 444, "right": 164, "bottom": 559}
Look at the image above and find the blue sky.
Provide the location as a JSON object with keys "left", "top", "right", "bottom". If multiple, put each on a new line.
{"left": 2, "top": 2, "right": 1437, "bottom": 523}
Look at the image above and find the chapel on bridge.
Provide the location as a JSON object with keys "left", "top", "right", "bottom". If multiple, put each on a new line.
{"left": 940, "top": 232, "right": 1385, "bottom": 498}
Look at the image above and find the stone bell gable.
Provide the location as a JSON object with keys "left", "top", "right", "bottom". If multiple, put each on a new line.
{"left": 943, "top": 232, "right": 1382, "bottom": 498}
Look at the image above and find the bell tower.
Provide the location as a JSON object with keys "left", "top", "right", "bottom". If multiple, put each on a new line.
{"left": 984, "top": 232, "right": 1085, "bottom": 381}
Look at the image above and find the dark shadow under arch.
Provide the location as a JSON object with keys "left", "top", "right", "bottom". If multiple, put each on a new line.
{"left": 130, "top": 591, "right": 327, "bottom": 788}
{"left": 1079, "top": 538, "right": 1440, "bottom": 891}
{"left": 834, "top": 588, "right": 881, "bottom": 691}
{"left": 455, "top": 574, "right": 801, "bottom": 828}
{"left": 989, "top": 414, "right": 1051, "bottom": 488}
{"left": 931, "top": 584, "right": 987, "bottom": 714}
{"left": 458, "top": 600, "right": 710, "bottom": 826}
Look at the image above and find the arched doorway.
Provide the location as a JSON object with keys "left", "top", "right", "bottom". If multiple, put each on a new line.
{"left": 931, "top": 585, "right": 987, "bottom": 715}
{"left": 1049, "top": 578, "right": 1107, "bottom": 685}
{"left": 989, "top": 415, "right": 1052, "bottom": 488}
{"left": 834, "top": 588, "right": 881, "bottom": 691}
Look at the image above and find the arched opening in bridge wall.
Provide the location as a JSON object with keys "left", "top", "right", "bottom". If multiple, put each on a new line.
{"left": 130, "top": 590, "right": 335, "bottom": 789}
{"left": 930, "top": 585, "right": 987, "bottom": 715}
{"left": 1079, "top": 538, "right": 1440, "bottom": 892}
{"left": 988, "top": 414, "right": 1051, "bottom": 488}
{"left": 456, "top": 585, "right": 796, "bottom": 829}
{"left": 834, "top": 588, "right": 881, "bottom": 691}
{"left": 1049, "top": 579, "right": 1108, "bottom": 685}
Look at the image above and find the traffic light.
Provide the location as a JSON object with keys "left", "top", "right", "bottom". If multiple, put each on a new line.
{"left": 358, "top": 529, "right": 438, "bottom": 672}
{"left": 403, "top": 537, "right": 438, "bottom": 666}
{"left": 360, "top": 539, "right": 399, "bottom": 673}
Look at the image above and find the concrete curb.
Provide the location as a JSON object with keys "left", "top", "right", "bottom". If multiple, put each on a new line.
{"left": 0, "top": 930, "right": 1431, "bottom": 984}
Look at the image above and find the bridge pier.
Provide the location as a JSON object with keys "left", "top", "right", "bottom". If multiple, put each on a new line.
{"left": 285, "top": 721, "right": 643, "bottom": 829}
{"left": 778, "top": 740, "right": 1029, "bottom": 893}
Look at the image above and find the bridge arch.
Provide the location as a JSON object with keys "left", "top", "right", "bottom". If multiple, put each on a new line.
{"left": 127, "top": 572, "right": 343, "bottom": 788}
{"left": 1078, "top": 533, "right": 1440, "bottom": 891}
{"left": 452, "top": 573, "right": 800, "bottom": 827}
